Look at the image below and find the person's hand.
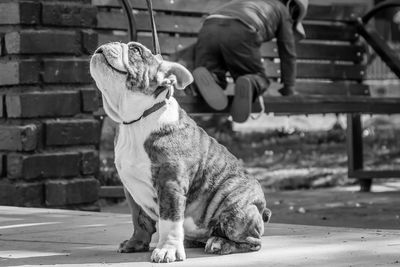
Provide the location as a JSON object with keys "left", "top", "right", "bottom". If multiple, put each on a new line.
{"left": 394, "top": 10, "right": 400, "bottom": 25}
{"left": 278, "top": 85, "right": 296, "bottom": 96}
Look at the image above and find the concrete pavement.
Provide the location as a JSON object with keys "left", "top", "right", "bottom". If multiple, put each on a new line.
{"left": 1, "top": 205, "right": 400, "bottom": 266}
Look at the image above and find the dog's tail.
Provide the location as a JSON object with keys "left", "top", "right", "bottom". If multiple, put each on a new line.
{"left": 262, "top": 208, "right": 272, "bottom": 223}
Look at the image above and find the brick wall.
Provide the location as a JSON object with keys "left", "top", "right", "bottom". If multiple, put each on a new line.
{"left": 0, "top": 0, "right": 101, "bottom": 210}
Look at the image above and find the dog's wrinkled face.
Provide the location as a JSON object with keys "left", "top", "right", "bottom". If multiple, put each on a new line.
{"left": 90, "top": 42, "right": 193, "bottom": 122}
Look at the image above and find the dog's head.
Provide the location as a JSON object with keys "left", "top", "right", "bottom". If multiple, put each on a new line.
{"left": 90, "top": 42, "right": 193, "bottom": 123}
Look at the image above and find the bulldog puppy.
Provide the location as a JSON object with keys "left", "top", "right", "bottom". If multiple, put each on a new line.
{"left": 90, "top": 41, "right": 271, "bottom": 263}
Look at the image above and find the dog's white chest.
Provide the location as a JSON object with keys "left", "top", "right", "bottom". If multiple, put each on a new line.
{"left": 114, "top": 122, "right": 158, "bottom": 219}
{"left": 113, "top": 99, "right": 180, "bottom": 220}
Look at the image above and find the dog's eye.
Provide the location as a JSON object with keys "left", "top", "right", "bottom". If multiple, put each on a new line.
{"left": 129, "top": 45, "right": 141, "bottom": 55}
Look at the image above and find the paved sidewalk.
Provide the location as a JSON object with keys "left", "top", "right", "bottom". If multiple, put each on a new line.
{"left": 1, "top": 205, "right": 400, "bottom": 266}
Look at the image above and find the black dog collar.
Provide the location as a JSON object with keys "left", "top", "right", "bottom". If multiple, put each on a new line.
{"left": 122, "top": 100, "right": 167, "bottom": 125}
{"left": 122, "top": 86, "right": 170, "bottom": 125}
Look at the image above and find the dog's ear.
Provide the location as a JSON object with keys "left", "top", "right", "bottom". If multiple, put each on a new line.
{"left": 157, "top": 60, "right": 193, "bottom": 90}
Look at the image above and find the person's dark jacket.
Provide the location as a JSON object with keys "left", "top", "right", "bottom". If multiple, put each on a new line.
{"left": 210, "top": 0, "right": 297, "bottom": 89}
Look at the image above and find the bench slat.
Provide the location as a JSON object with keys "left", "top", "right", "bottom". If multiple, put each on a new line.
{"left": 93, "top": 0, "right": 230, "bottom": 13}
{"left": 178, "top": 95, "right": 400, "bottom": 114}
{"left": 95, "top": 34, "right": 365, "bottom": 80}
{"left": 261, "top": 42, "right": 364, "bottom": 62}
{"left": 99, "top": 186, "right": 125, "bottom": 198}
{"left": 305, "top": 5, "right": 366, "bottom": 21}
{"left": 95, "top": 35, "right": 365, "bottom": 81}
{"left": 138, "top": 35, "right": 196, "bottom": 54}
{"left": 96, "top": 11, "right": 360, "bottom": 42}
{"left": 94, "top": 1, "right": 365, "bottom": 21}
{"left": 97, "top": 34, "right": 196, "bottom": 54}
{"left": 134, "top": 35, "right": 364, "bottom": 61}
{"left": 304, "top": 24, "right": 358, "bottom": 42}
{"left": 97, "top": 11, "right": 202, "bottom": 33}
{"left": 295, "top": 82, "right": 369, "bottom": 96}
{"left": 96, "top": 34, "right": 364, "bottom": 63}
{"left": 223, "top": 81, "right": 369, "bottom": 96}
{"left": 349, "top": 170, "right": 400, "bottom": 179}
{"left": 265, "top": 62, "right": 364, "bottom": 80}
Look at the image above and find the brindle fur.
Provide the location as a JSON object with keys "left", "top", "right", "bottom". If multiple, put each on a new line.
{"left": 142, "top": 108, "right": 270, "bottom": 253}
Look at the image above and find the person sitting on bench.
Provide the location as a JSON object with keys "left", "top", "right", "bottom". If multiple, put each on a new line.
{"left": 193, "top": 0, "right": 308, "bottom": 123}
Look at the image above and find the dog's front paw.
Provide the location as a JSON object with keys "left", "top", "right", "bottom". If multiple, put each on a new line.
{"left": 118, "top": 239, "right": 149, "bottom": 253}
{"left": 151, "top": 243, "right": 186, "bottom": 263}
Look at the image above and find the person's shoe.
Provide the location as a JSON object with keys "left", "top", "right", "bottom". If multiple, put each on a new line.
{"left": 231, "top": 76, "right": 253, "bottom": 123}
{"left": 193, "top": 67, "right": 228, "bottom": 111}
{"left": 278, "top": 87, "right": 297, "bottom": 96}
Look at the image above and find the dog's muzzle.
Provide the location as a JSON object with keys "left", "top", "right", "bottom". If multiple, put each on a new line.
{"left": 94, "top": 47, "right": 128, "bottom": 75}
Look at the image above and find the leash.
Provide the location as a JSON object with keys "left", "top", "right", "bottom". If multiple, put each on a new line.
{"left": 118, "top": 0, "right": 161, "bottom": 56}
{"left": 118, "top": 0, "right": 137, "bottom": 41}
{"left": 118, "top": 0, "right": 169, "bottom": 125}
{"left": 250, "top": 96, "right": 265, "bottom": 120}
{"left": 145, "top": 0, "right": 161, "bottom": 55}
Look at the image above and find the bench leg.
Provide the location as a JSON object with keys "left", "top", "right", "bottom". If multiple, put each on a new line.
{"left": 347, "top": 114, "right": 372, "bottom": 192}
{"left": 359, "top": 179, "right": 372, "bottom": 192}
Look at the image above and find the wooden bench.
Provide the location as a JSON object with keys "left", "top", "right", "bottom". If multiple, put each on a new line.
{"left": 93, "top": 0, "right": 400, "bottom": 192}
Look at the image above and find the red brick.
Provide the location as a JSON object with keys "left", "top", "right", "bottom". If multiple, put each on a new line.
{"left": 0, "top": 181, "right": 44, "bottom": 206}
{"left": 98, "top": 33, "right": 129, "bottom": 45}
{"left": 82, "top": 30, "right": 98, "bottom": 54}
{"left": 0, "top": 36, "right": 3, "bottom": 57}
{"left": 0, "top": 182, "right": 16, "bottom": 205}
{"left": 41, "top": 0, "right": 91, "bottom": 3}
{"left": 45, "top": 119, "right": 100, "bottom": 146}
{"left": 99, "top": 186, "right": 125, "bottom": 198}
{"left": 43, "top": 59, "right": 91, "bottom": 84}
{"left": 80, "top": 149, "right": 99, "bottom": 175}
{"left": 6, "top": 91, "right": 81, "bottom": 118}
{"left": 0, "top": 2, "right": 40, "bottom": 25}
{"left": 0, "top": 95, "right": 3, "bottom": 117}
{"left": 5, "top": 30, "right": 81, "bottom": 55}
{"left": 7, "top": 152, "right": 81, "bottom": 180}
{"left": 0, "top": 124, "right": 38, "bottom": 151}
{"left": 45, "top": 178, "right": 99, "bottom": 206}
{"left": 0, "top": 60, "right": 40, "bottom": 85}
{"left": 96, "top": 10, "right": 126, "bottom": 30}
{"left": 42, "top": 3, "right": 97, "bottom": 27}
{"left": 0, "top": 153, "right": 3, "bottom": 177}
{"left": 95, "top": 33, "right": 130, "bottom": 50}
{"left": 81, "top": 89, "right": 100, "bottom": 112}
{"left": 0, "top": 181, "right": 44, "bottom": 207}
{"left": 14, "top": 182, "right": 44, "bottom": 207}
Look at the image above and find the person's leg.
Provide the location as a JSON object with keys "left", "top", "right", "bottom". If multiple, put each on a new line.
{"left": 231, "top": 74, "right": 270, "bottom": 122}
{"left": 220, "top": 20, "right": 269, "bottom": 96}
{"left": 194, "top": 19, "right": 228, "bottom": 110}
{"left": 193, "top": 67, "right": 228, "bottom": 110}
{"left": 219, "top": 20, "right": 270, "bottom": 122}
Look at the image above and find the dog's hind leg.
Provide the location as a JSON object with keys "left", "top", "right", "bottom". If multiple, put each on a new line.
{"left": 118, "top": 187, "right": 156, "bottom": 253}
{"left": 205, "top": 204, "right": 267, "bottom": 255}
{"left": 204, "top": 236, "right": 260, "bottom": 254}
